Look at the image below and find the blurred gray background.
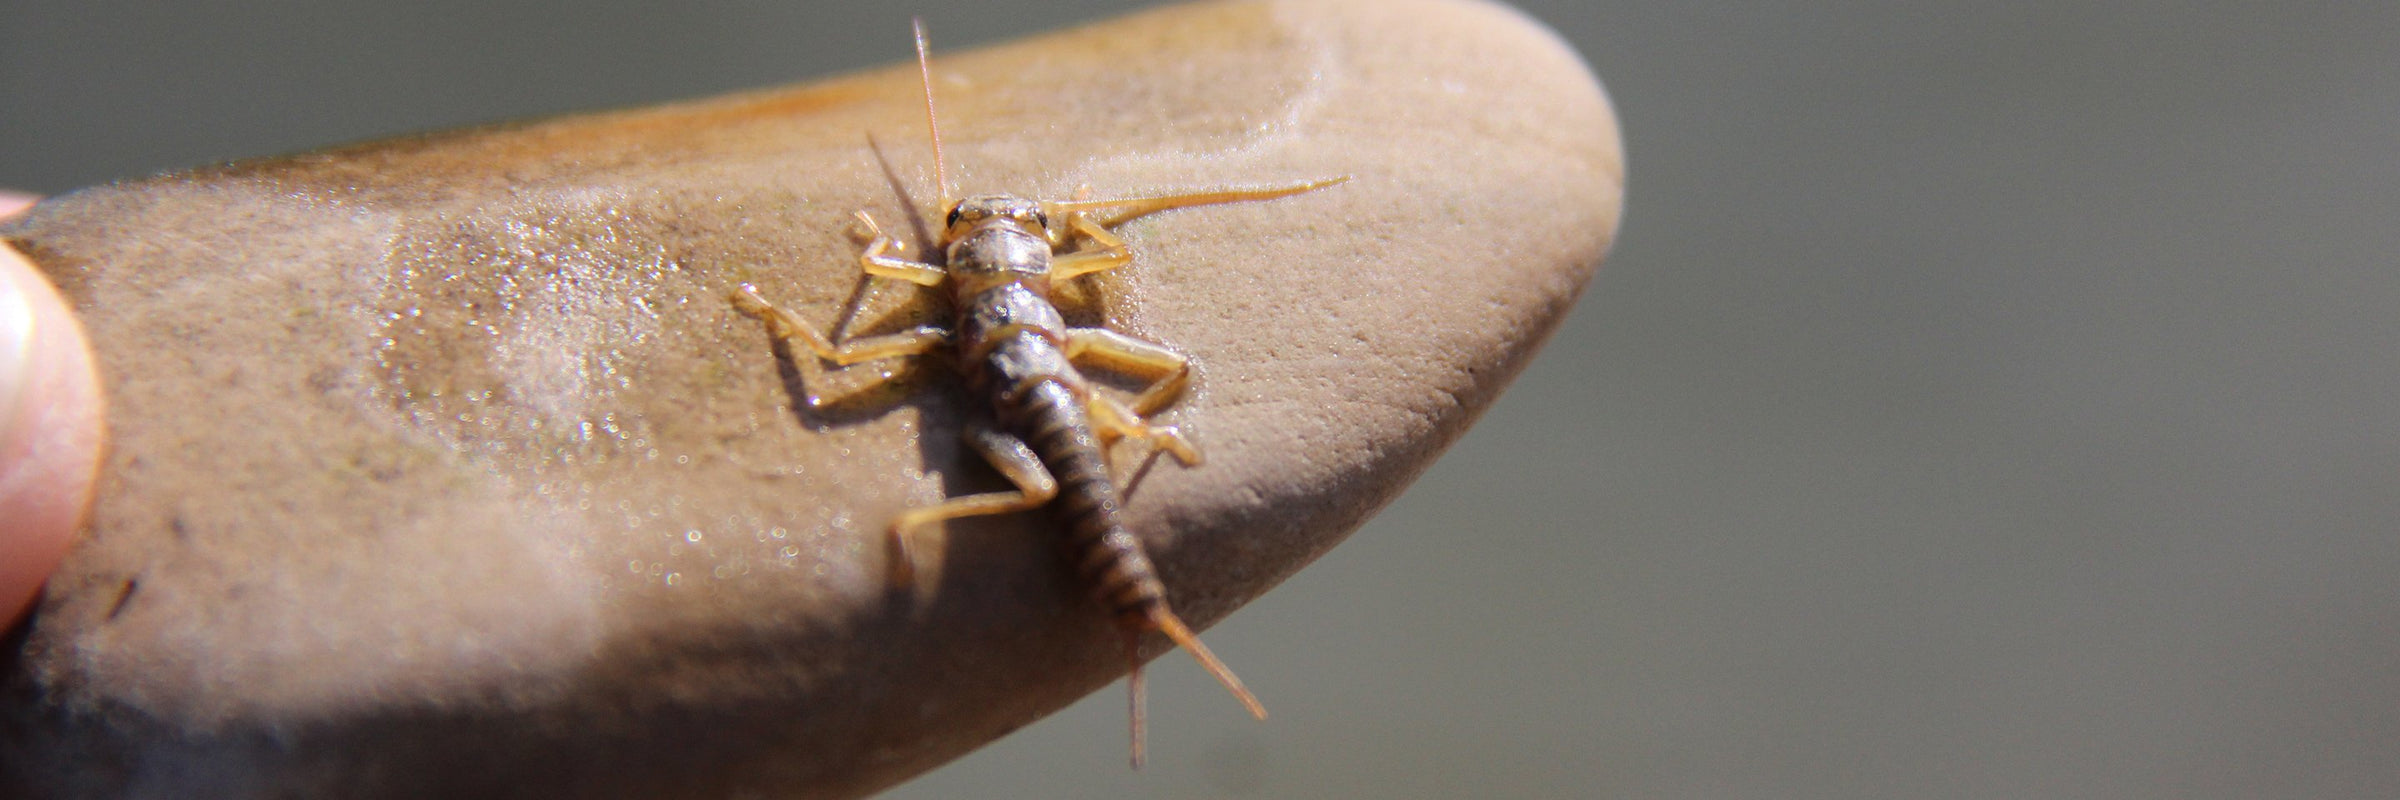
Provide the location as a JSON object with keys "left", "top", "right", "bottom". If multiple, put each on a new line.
{"left": 8, "top": 1, "right": 2399, "bottom": 797}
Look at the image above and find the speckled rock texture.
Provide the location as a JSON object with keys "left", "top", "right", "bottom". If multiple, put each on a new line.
{"left": 0, "top": 0, "right": 1620, "bottom": 796}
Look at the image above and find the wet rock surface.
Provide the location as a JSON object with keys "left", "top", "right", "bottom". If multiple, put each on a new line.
{"left": 0, "top": 0, "right": 1621, "bottom": 796}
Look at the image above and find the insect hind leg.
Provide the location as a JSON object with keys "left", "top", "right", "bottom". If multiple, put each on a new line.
{"left": 886, "top": 422, "right": 1057, "bottom": 586}
{"left": 1089, "top": 392, "right": 1200, "bottom": 467}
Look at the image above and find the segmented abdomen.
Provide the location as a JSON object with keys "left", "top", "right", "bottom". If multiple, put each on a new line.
{"left": 1005, "top": 371, "right": 1169, "bottom": 629}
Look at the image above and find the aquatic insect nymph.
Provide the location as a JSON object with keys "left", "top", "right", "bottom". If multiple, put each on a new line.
{"left": 733, "top": 19, "right": 1344, "bottom": 768}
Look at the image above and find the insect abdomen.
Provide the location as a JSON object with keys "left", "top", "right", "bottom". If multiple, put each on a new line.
{"left": 1009, "top": 376, "right": 1169, "bottom": 624}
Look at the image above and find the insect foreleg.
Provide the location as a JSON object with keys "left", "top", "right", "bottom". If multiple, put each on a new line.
{"left": 886, "top": 422, "right": 1059, "bottom": 586}
{"left": 853, "top": 210, "right": 948, "bottom": 286}
{"left": 1050, "top": 214, "right": 1132, "bottom": 281}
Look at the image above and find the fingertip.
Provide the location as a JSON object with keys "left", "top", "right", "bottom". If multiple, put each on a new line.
{"left": 0, "top": 237, "right": 105, "bottom": 626}
{"left": 0, "top": 191, "right": 36, "bottom": 220}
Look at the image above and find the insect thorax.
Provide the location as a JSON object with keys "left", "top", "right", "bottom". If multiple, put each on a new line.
{"left": 945, "top": 222, "right": 1053, "bottom": 294}
{"left": 960, "top": 282, "right": 1067, "bottom": 348}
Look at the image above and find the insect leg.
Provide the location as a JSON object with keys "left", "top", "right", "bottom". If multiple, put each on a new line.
{"left": 1065, "top": 328, "right": 1192, "bottom": 416}
{"left": 1088, "top": 392, "right": 1201, "bottom": 467}
{"left": 731, "top": 285, "right": 947, "bottom": 363}
{"left": 852, "top": 210, "right": 947, "bottom": 286}
{"left": 886, "top": 422, "right": 1058, "bottom": 586}
{"left": 726, "top": 209, "right": 956, "bottom": 401}
{"left": 1049, "top": 213, "right": 1131, "bottom": 281}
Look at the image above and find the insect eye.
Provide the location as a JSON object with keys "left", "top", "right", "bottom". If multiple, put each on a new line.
{"left": 944, "top": 206, "right": 965, "bottom": 229}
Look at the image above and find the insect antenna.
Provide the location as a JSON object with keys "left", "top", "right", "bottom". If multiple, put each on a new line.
{"left": 912, "top": 17, "right": 952, "bottom": 211}
{"left": 1045, "top": 177, "right": 1350, "bottom": 230}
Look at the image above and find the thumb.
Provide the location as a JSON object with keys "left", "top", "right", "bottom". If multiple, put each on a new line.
{"left": 0, "top": 195, "right": 105, "bottom": 626}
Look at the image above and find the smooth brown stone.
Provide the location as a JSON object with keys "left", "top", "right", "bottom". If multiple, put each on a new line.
{"left": 0, "top": 0, "right": 1621, "bottom": 796}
